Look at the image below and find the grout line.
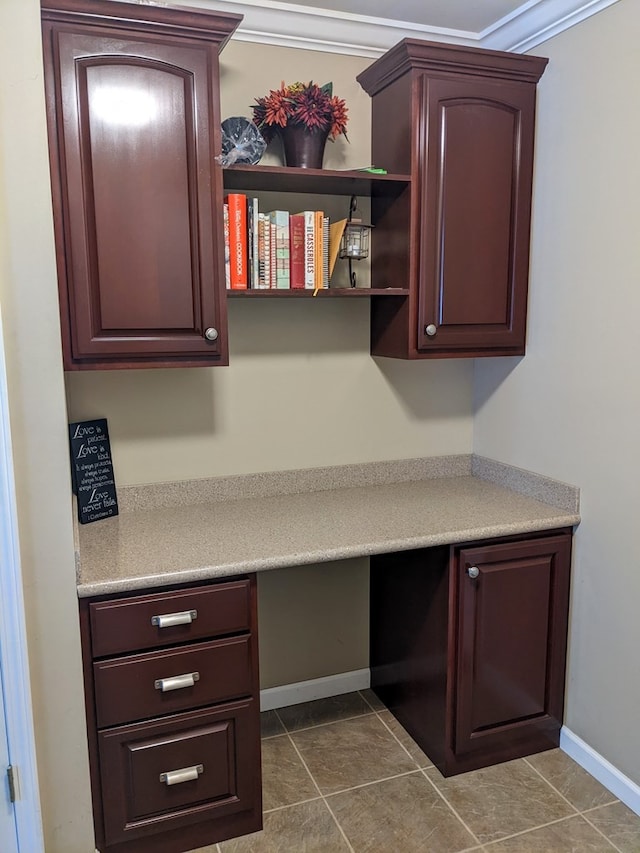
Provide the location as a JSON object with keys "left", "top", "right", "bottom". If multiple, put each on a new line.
{"left": 580, "top": 810, "right": 626, "bottom": 853}
{"left": 274, "top": 709, "right": 376, "bottom": 735}
{"left": 581, "top": 801, "right": 622, "bottom": 814}
{"left": 420, "top": 768, "right": 484, "bottom": 848}
{"left": 374, "top": 710, "right": 423, "bottom": 768}
{"left": 263, "top": 794, "right": 323, "bottom": 814}
{"left": 283, "top": 730, "right": 356, "bottom": 853}
{"left": 323, "top": 767, "right": 424, "bottom": 797}
{"left": 481, "top": 813, "right": 619, "bottom": 848}
{"left": 522, "top": 756, "right": 588, "bottom": 814}
{"left": 357, "top": 688, "right": 380, "bottom": 712}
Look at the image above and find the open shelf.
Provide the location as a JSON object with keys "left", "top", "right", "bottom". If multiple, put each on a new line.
{"left": 223, "top": 164, "right": 411, "bottom": 196}
{"left": 227, "top": 287, "right": 409, "bottom": 298}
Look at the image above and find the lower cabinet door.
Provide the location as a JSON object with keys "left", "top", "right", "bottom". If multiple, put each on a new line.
{"left": 98, "top": 699, "right": 259, "bottom": 847}
{"left": 455, "top": 535, "right": 571, "bottom": 757}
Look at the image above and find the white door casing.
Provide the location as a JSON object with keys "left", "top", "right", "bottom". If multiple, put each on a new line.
{"left": 0, "top": 305, "right": 44, "bottom": 852}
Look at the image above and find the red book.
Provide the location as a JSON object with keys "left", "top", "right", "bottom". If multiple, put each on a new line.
{"left": 289, "top": 213, "right": 306, "bottom": 289}
{"left": 224, "top": 193, "right": 248, "bottom": 289}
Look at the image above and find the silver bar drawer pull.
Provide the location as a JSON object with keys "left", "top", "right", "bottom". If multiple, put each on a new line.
{"left": 159, "top": 764, "right": 204, "bottom": 786}
{"left": 154, "top": 672, "right": 200, "bottom": 692}
{"left": 151, "top": 609, "right": 197, "bottom": 629}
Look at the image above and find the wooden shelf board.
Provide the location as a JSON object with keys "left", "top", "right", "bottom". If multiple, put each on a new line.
{"left": 227, "top": 288, "right": 409, "bottom": 298}
{"left": 223, "top": 164, "right": 411, "bottom": 196}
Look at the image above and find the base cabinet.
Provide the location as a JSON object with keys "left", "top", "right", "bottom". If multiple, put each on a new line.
{"left": 79, "top": 576, "right": 262, "bottom": 853}
{"left": 370, "top": 530, "right": 572, "bottom": 775}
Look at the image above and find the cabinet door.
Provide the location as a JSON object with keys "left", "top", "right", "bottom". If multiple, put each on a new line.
{"left": 417, "top": 75, "right": 536, "bottom": 354}
{"left": 455, "top": 535, "right": 571, "bottom": 756}
{"left": 98, "top": 699, "right": 260, "bottom": 847}
{"left": 47, "top": 29, "right": 227, "bottom": 366}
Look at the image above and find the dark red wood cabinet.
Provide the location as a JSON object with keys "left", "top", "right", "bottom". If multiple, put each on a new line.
{"left": 41, "top": 0, "right": 241, "bottom": 370}
{"left": 370, "top": 530, "right": 572, "bottom": 775}
{"left": 79, "top": 576, "right": 262, "bottom": 853}
{"left": 358, "top": 40, "right": 548, "bottom": 359}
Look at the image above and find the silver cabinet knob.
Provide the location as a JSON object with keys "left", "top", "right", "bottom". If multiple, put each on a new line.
{"left": 425, "top": 324, "right": 437, "bottom": 337}
{"left": 204, "top": 327, "right": 218, "bottom": 342}
{"left": 467, "top": 566, "right": 480, "bottom": 579}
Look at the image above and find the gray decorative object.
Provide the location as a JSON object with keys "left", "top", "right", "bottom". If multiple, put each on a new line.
{"left": 219, "top": 116, "right": 266, "bottom": 166}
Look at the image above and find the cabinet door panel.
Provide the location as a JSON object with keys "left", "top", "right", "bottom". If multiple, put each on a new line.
{"left": 455, "top": 536, "right": 571, "bottom": 755}
{"left": 418, "top": 76, "right": 535, "bottom": 353}
{"left": 98, "top": 700, "right": 259, "bottom": 846}
{"left": 54, "top": 31, "right": 224, "bottom": 361}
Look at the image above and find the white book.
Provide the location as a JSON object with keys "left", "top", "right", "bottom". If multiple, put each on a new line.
{"left": 296, "top": 210, "right": 315, "bottom": 289}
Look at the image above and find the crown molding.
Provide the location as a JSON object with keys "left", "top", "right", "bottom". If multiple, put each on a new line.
{"left": 183, "top": 0, "right": 620, "bottom": 57}
{"left": 480, "top": 0, "right": 621, "bottom": 52}
{"left": 183, "top": 0, "right": 479, "bottom": 57}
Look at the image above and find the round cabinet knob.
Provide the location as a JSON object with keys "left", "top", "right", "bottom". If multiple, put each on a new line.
{"left": 204, "top": 327, "right": 218, "bottom": 342}
{"left": 425, "top": 324, "right": 437, "bottom": 337}
{"left": 467, "top": 566, "right": 480, "bottom": 579}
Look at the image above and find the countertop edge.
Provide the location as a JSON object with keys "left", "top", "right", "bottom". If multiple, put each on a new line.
{"left": 76, "top": 510, "right": 580, "bottom": 598}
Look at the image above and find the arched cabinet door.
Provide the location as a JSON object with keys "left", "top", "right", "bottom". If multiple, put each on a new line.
{"left": 417, "top": 75, "right": 536, "bottom": 355}
{"left": 42, "top": 1, "right": 241, "bottom": 369}
{"left": 358, "top": 39, "right": 547, "bottom": 360}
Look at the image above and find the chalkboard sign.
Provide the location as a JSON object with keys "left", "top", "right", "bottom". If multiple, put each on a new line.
{"left": 69, "top": 418, "right": 118, "bottom": 524}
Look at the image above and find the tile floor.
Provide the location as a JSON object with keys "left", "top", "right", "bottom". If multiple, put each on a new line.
{"left": 203, "top": 690, "right": 640, "bottom": 852}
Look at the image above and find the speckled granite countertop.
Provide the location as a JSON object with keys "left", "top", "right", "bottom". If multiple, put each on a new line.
{"left": 75, "top": 455, "right": 580, "bottom": 598}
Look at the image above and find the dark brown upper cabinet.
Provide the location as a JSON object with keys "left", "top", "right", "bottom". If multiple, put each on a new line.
{"left": 358, "top": 40, "right": 548, "bottom": 359}
{"left": 41, "top": 0, "right": 241, "bottom": 370}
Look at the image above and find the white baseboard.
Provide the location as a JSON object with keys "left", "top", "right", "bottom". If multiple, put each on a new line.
{"left": 260, "top": 669, "right": 370, "bottom": 712}
{"left": 561, "top": 727, "right": 640, "bottom": 816}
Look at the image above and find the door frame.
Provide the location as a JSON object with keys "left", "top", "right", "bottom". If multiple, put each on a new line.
{"left": 0, "top": 306, "right": 44, "bottom": 852}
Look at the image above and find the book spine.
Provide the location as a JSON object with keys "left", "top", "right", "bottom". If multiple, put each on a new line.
{"left": 269, "top": 219, "right": 276, "bottom": 288}
{"left": 257, "top": 213, "right": 266, "bottom": 289}
{"left": 250, "top": 197, "right": 260, "bottom": 288}
{"left": 223, "top": 202, "right": 230, "bottom": 290}
{"left": 270, "top": 210, "right": 290, "bottom": 289}
{"left": 314, "top": 210, "right": 324, "bottom": 291}
{"left": 322, "top": 215, "right": 330, "bottom": 289}
{"left": 225, "top": 193, "right": 248, "bottom": 289}
{"left": 303, "top": 211, "right": 315, "bottom": 289}
{"left": 289, "top": 213, "right": 306, "bottom": 289}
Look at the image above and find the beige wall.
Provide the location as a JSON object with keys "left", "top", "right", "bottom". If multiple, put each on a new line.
{"left": 473, "top": 0, "right": 640, "bottom": 786}
{"left": 64, "top": 41, "right": 474, "bottom": 696}
{"left": 0, "top": 13, "right": 473, "bottom": 850}
{"left": 65, "top": 40, "right": 474, "bottom": 486}
{"left": 0, "top": 1, "right": 94, "bottom": 851}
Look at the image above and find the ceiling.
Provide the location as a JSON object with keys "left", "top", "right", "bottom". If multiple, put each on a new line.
{"left": 282, "top": 0, "right": 535, "bottom": 34}
{"left": 187, "top": 0, "right": 620, "bottom": 56}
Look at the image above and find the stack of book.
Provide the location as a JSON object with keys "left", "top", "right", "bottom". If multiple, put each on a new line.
{"left": 224, "top": 193, "right": 347, "bottom": 292}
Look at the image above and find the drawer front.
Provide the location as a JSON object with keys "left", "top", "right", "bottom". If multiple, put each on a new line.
{"left": 98, "top": 699, "right": 260, "bottom": 846}
{"left": 94, "top": 635, "right": 253, "bottom": 728}
{"left": 89, "top": 579, "right": 251, "bottom": 657}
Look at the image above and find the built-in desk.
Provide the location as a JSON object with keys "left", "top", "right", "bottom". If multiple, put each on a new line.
{"left": 74, "top": 455, "right": 580, "bottom": 853}
{"left": 75, "top": 454, "right": 579, "bottom": 597}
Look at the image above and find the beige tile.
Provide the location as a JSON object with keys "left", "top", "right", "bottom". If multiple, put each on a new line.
{"left": 260, "top": 710, "right": 285, "bottom": 739}
{"left": 426, "top": 759, "right": 575, "bottom": 844}
{"left": 327, "top": 771, "right": 479, "bottom": 853}
{"left": 585, "top": 801, "right": 640, "bottom": 852}
{"left": 378, "top": 709, "right": 433, "bottom": 768}
{"left": 484, "top": 815, "right": 617, "bottom": 852}
{"left": 526, "top": 750, "right": 617, "bottom": 811}
{"left": 292, "top": 714, "right": 417, "bottom": 794}
{"left": 218, "top": 799, "right": 351, "bottom": 852}
{"left": 359, "top": 688, "right": 386, "bottom": 711}
{"left": 261, "top": 735, "right": 318, "bottom": 811}
{"left": 276, "top": 692, "right": 373, "bottom": 732}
